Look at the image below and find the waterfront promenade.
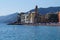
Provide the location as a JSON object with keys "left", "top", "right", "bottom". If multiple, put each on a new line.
{"left": 8, "top": 22, "right": 60, "bottom": 26}
{"left": 19, "top": 23, "right": 60, "bottom": 26}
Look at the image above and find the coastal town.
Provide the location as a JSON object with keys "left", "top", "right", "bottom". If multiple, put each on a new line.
{"left": 9, "top": 5, "right": 60, "bottom": 26}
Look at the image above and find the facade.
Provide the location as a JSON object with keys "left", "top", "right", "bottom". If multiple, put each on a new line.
{"left": 40, "top": 12, "right": 58, "bottom": 23}
{"left": 28, "top": 5, "right": 40, "bottom": 24}
{"left": 34, "top": 5, "right": 39, "bottom": 23}
{"left": 48, "top": 13, "right": 58, "bottom": 23}
{"left": 20, "top": 12, "right": 29, "bottom": 24}
{"left": 28, "top": 12, "right": 36, "bottom": 23}
{"left": 40, "top": 15, "right": 46, "bottom": 23}
{"left": 58, "top": 12, "right": 60, "bottom": 23}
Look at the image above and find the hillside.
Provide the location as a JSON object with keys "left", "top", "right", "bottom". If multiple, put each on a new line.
{"left": 0, "top": 13, "right": 19, "bottom": 23}
{"left": 28, "top": 7, "right": 60, "bottom": 15}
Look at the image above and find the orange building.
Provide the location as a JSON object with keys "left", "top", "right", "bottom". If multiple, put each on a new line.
{"left": 58, "top": 12, "right": 60, "bottom": 23}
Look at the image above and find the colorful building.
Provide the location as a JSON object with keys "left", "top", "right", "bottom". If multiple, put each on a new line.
{"left": 28, "top": 5, "right": 40, "bottom": 24}
{"left": 58, "top": 12, "right": 60, "bottom": 23}
{"left": 28, "top": 12, "right": 36, "bottom": 23}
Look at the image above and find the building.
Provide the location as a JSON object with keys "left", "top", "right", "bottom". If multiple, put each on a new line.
{"left": 40, "top": 12, "right": 59, "bottom": 23}
{"left": 34, "top": 5, "right": 39, "bottom": 23}
{"left": 20, "top": 12, "right": 29, "bottom": 24}
{"left": 58, "top": 12, "right": 60, "bottom": 23}
{"left": 47, "top": 13, "right": 58, "bottom": 23}
{"left": 28, "top": 12, "right": 36, "bottom": 23}
{"left": 28, "top": 5, "right": 40, "bottom": 24}
{"left": 40, "top": 15, "right": 46, "bottom": 23}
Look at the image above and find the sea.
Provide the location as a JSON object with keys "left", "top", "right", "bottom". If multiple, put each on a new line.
{"left": 0, "top": 23, "right": 60, "bottom": 40}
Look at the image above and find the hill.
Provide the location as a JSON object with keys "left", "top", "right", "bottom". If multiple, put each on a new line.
{"left": 0, "top": 12, "right": 19, "bottom": 23}
{"left": 28, "top": 7, "right": 60, "bottom": 15}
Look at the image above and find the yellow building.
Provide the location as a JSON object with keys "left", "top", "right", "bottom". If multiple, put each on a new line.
{"left": 28, "top": 12, "right": 36, "bottom": 23}
{"left": 28, "top": 5, "right": 40, "bottom": 24}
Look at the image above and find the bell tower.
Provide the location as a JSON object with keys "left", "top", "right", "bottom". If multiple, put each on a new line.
{"left": 34, "top": 5, "right": 38, "bottom": 23}
{"left": 35, "top": 5, "right": 38, "bottom": 15}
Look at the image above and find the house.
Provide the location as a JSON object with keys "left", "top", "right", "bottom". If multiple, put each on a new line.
{"left": 20, "top": 12, "right": 29, "bottom": 24}
{"left": 28, "top": 12, "right": 36, "bottom": 23}
{"left": 28, "top": 5, "right": 40, "bottom": 24}
{"left": 58, "top": 11, "right": 60, "bottom": 23}
{"left": 48, "top": 13, "right": 58, "bottom": 23}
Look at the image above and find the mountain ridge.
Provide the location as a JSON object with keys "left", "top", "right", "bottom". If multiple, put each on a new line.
{"left": 28, "top": 7, "right": 60, "bottom": 15}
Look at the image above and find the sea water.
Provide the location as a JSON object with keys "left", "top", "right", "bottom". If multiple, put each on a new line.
{"left": 0, "top": 24, "right": 60, "bottom": 40}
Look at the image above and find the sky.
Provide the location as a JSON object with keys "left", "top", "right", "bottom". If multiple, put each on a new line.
{"left": 0, "top": 0, "right": 60, "bottom": 16}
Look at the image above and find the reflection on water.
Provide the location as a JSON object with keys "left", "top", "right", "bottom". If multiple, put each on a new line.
{"left": 0, "top": 24, "right": 60, "bottom": 40}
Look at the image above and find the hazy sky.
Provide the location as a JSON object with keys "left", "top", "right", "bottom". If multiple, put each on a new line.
{"left": 0, "top": 0, "right": 60, "bottom": 16}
